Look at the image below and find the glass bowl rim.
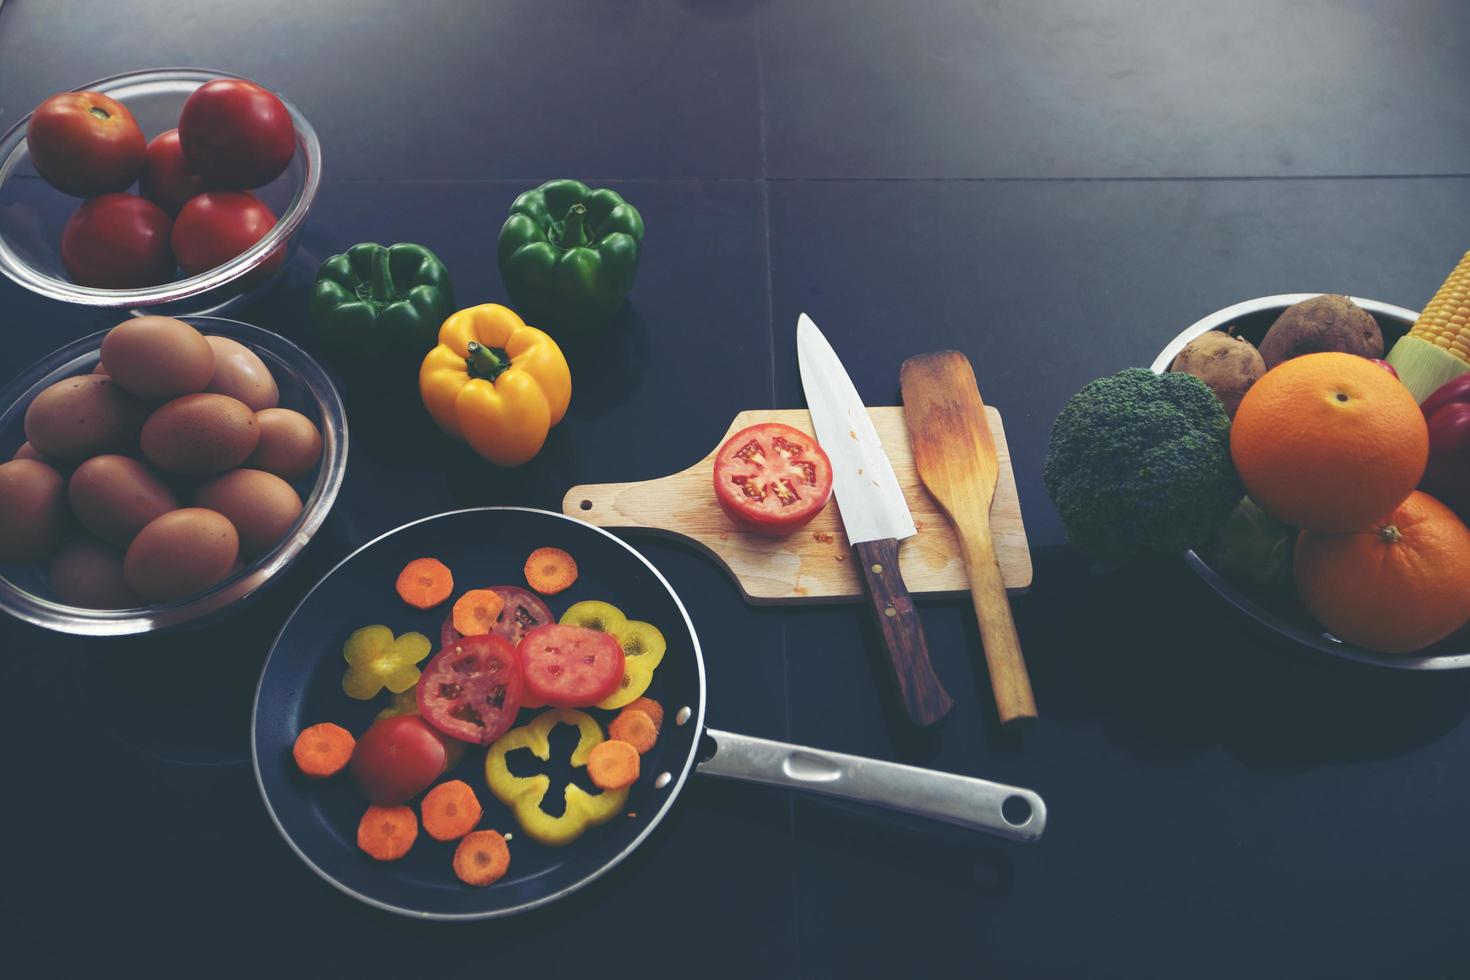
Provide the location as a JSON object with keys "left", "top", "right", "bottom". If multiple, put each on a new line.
{"left": 0, "top": 314, "right": 348, "bottom": 635}
{"left": 0, "top": 67, "right": 322, "bottom": 307}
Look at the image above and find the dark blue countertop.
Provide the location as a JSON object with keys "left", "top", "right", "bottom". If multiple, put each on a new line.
{"left": 2, "top": 2, "right": 1468, "bottom": 976}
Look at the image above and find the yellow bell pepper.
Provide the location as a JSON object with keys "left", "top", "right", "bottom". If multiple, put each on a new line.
{"left": 419, "top": 304, "right": 572, "bottom": 466}
{"left": 484, "top": 709, "right": 628, "bottom": 846}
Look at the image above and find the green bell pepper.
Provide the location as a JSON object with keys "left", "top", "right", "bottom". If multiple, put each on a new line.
{"left": 311, "top": 242, "right": 454, "bottom": 365}
{"left": 497, "top": 179, "right": 643, "bottom": 339}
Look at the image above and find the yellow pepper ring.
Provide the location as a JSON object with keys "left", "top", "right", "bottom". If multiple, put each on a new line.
{"left": 484, "top": 709, "right": 629, "bottom": 847}
{"left": 559, "top": 601, "right": 669, "bottom": 709}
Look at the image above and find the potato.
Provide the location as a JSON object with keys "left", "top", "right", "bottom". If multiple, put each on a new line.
{"left": 1170, "top": 331, "right": 1266, "bottom": 418}
{"left": 1258, "top": 295, "right": 1383, "bottom": 369}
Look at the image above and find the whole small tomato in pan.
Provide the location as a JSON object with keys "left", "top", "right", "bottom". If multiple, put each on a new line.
{"left": 349, "top": 714, "right": 453, "bottom": 806}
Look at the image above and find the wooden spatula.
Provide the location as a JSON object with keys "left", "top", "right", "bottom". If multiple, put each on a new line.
{"left": 900, "top": 352, "right": 1037, "bottom": 724}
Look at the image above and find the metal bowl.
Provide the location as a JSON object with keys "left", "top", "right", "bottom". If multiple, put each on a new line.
{"left": 0, "top": 68, "right": 322, "bottom": 316}
{"left": 0, "top": 316, "right": 347, "bottom": 636}
{"left": 1152, "top": 294, "right": 1470, "bottom": 670}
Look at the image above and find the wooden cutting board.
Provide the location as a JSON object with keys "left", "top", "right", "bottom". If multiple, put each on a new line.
{"left": 562, "top": 407, "right": 1032, "bottom": 604}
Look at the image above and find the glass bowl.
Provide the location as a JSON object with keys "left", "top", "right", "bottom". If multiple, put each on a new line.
{"left": 0, "top": 316, "right": 347, "bottom": 635}
{"left": 0, "top": 68, "right": 322, "bottom": 316}
{"left": 1153, "top": 293, "right": 1470, "bottom": 670}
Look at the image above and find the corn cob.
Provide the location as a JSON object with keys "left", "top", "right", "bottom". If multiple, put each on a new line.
{"left": 1386, "top": 250, "right": 1470, "bottom": 402}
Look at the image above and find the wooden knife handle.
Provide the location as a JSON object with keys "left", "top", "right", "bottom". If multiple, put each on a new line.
{"left": 852, "top": 538, "right": 954, "bottom": 727}
{"left": 957, "top": 523, "right": 1037, "bottom": 724}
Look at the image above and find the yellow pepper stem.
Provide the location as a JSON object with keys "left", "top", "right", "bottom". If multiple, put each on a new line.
{"left": 465, "top": 341, "right": 511, "bottom": 382}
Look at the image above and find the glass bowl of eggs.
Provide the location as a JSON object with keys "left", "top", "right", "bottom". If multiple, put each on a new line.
{"left": 0, "top": 315, "right": 347, "bottom": 635}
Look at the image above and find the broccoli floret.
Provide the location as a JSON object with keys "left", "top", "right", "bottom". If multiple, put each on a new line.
{"left": 1043, "top": 368, "right": 1240, "bottom": 564}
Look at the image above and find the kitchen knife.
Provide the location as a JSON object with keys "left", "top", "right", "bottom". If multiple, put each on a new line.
{"left": 797, "top": 313, "right": 954, "bottom": 726}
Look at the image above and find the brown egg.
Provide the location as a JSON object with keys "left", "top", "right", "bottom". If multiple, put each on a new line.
{"left": 49, "top": 538, "right": 142, "bottom": 609}
{"left": 23, "top": 375, "right": 146, "bottom": 461}
{"left": 123, "top": 508, "right": 239, "bottom": 601}
{"left": 204, "top": 336, "right": 279, "bottom": 411}
{"left": 246, "top": 408, "right": 323, "bottom": 479}
{"left": 99, "top": 316, "right": 215, "bottom": 402}
{"left": 92, "top": 363, "right": 109, "bottom": 375}
{"left": 13, "top": 442, "right": 43, "bottom": 462}
{"left": 67, "top": 455, "right": 179, "bottom": 548}
{"left": 0, "top": 459, "right": 67, "bottom": 562}
{"left": 195, "top": 468, "right": 302, "bottom": 559}
{"left": 141, "top": 393, "right": 260, "bottom": 476}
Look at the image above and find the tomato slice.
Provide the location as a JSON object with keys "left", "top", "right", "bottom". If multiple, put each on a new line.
{"left": 417, "top": 634, "right": 524, "bottom": 745}
{"left": 440, "top": 585, "right": 553, "bottom": 650}
{"left": 712, "top": 422, "right": 834, "bottom": 536}
{"left": 517, "top": 624, "right": 625, "bottom": 708}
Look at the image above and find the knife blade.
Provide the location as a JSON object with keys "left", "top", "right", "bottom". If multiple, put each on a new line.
{"left": 797, "top": 313, "right": 954, "bottom": 726}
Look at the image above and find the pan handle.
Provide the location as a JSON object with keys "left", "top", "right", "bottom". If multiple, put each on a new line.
{"left": 696, "top": 729, "right": 1045, "bottom": 843}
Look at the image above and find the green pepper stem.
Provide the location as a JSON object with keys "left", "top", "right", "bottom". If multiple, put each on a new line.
{"left": 556, "top": 203, "right": 590, "bottom": 249}
{"left": 370, "top": 247, "right": 395, "bottom": 303}
{"left": 465, "top": 341, "right": 511, "bottom": 381}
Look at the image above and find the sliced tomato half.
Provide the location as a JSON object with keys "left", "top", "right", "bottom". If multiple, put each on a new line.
{"left": 416, "top": 634, "right": 524, "bottom": 745}
{"left": 517, "top": 624, "right": 625, "bottom": 708}
{"left": 712, "top": 422, "right": 834, "bottom": 536}
{"left": 440, "top": 585, "right": 553, "bottom": 650}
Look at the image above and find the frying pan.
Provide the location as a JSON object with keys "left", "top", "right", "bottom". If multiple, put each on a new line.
{"left": 253, "top": 508, "right": 1046, "bottom": 919}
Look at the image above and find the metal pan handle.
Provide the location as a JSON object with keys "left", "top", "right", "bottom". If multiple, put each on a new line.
{"left": 696, "top": 729, "right": 1045, "bottom": 843}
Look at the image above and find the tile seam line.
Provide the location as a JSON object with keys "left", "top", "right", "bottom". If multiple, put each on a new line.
{"left": 309, "top": 173, "right": 1470, "bottom": 184}
{"left": 752, "top": 0, "right": 800, "bottom": 965}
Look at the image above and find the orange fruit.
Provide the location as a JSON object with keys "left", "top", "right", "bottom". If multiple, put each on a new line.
{"left": 1294, "top": 491, "right": 1470, "bottom": 653}
{"left": 1231, "top": 352, "right": 1427, "bottom": 531}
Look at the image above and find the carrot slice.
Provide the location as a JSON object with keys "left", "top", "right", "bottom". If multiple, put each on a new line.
{"left": 452, "top": 589, "right": 506, "bottom": 637}
{"left": 524, "top": 547, "right": 577, "bottom": 595}
{"left": 453, "top": 830, "right": 511, "bottom": 887}
{"left": 587, "top": 739, "right": 641, "bottom": 790}
{"left": 623, "top": 697, "right": 664, "bottom": 731}
{"left": 357, "top": 805, "right": 418, "bottom": 861}
{"left": 396, "top": 558, "right": 454, "bottom": 609}
{"left": 421, "top": 779, "right": 483, "bottom": 842}
{"left": 608, "top": 710, "right": 658, "bottom": 754}
{"left": 292, "top": 722, "right": 355, "bottom": 778}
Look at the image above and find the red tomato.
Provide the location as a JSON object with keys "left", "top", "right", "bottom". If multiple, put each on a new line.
{"left": 712, "top": 422, "right": 834, "bottom": 536}
{"left": 517, "top": 624, "right": 625, "bottom": 708}
{"left": 1368, "top": 358, "right": 1399, "bottom": 379}
{"left": 417, "top": 634, "right": 524, "bottom": 745}
{"left": 60, "top": 193, "right": 175, "bottom": 289}
{"left": 1420, "top": 375, "right": 1470, "bottom": 518}
{"left": 171, "top": 191, "right": 283, "bottom": 284}
{"left": 440, "top": 585, "right": 554, "bottom": 650}
{"left": 177, "top": 79, "right": 295, "bottom": 189}
{"left": 26, "top": 91, "right": 146, "bottom": 197}
{"left": 348, "top": 715, "right": 451, "bottom": 806}
{"left": 140, "top": 129, "right": 208, "bottom": 216}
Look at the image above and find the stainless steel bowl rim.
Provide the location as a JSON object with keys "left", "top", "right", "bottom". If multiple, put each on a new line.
{"left": 1154, "top": 293, "right": 1470, "bottom": 670}
{"left": 0, "top": 316, "right": 347, "bottom": 635}
{"left": 0, "top": 68, "right": 322, "bottom": 307}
